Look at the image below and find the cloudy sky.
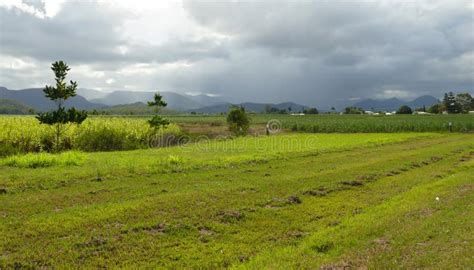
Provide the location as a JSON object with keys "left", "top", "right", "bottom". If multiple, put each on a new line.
{"left": 0, "top": 0, "right": 472, "bottom": 107}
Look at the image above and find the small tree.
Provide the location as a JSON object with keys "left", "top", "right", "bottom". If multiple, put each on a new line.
{"left": 344, "top": 107, "right": 364, "bottom": 114}
{"left": 303, "top": 107, "right": 319, "bottom": 114}
{"left": 147, "top": 93, "right": 169, "bottom": 130}
{"left": 396, "top": 105, "right": 413, "bottom": 114}
{"left": 36, "top": 61, "right": 87, "bottom": 151}
{"left": 227, "top": 105, "right": 250, "bottom": 136}
{"left": 428, "top": 103, "right": 443, "bottom": 114}
{"left": 443, "top": 92, "right": 460, "bottom": 114}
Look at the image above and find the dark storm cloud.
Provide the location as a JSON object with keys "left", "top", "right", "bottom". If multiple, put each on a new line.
{"left": 0, "top": 1, "right": 472, "bottom": 107}
{"left": 180, "top": 1, "right": 473, "bottom": 106}
{"left": 0, "top": 1, "right": 227, "bottom": 65}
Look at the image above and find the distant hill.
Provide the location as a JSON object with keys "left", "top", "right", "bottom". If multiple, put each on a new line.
{"left": 353, "top": 95, "right": 439, "bottom": 111}
{"left": 93, "top": 102, "right": 178, "bottom": 115}
{"left": 190, "top": 102, "right": 308, "bottom": 114}
{"left": 0, "top": 86, "right": 104, "bottom": 111}
{"left": 185, "top": 94, "right": 227, "bottom": 107}
{"left": 77, "top": 88, "right": 110, "bottom": 100}
{"left": 90, "top": 91, "right": 209, "bottom": 110}
{"left": 0, "top": 98, "right": 34, "bottom": 114}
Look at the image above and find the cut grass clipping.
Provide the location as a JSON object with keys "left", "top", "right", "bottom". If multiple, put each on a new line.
{"left": 2, "top": 151, "right": 87, "bottom": 168}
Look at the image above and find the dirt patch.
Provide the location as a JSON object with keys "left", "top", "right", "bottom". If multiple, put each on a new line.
{"left": 320, "top": 261, "right": 354, "bottom": 270}
{"left": 126, "top": 222, "right": 167, "bottom": 234}
{"left": 373, "top": 237, "right": 391, "bottom": 250}
{"left": 287, "top": 195, "right": 302, "bottom": 204}
{"left": 385, "top": 170, "right": 401, "bottom": 177}
{"left": 341, "top": 180, "right": 364, "bottom": 187}
{"left": 217, "top": 210, "right": 245, "bottom": 223}
{"left": 75, "top": 236, "right": 107, "bottom": 248}
{"left": 303, "top": 187, "right": 330, "bottom": 197}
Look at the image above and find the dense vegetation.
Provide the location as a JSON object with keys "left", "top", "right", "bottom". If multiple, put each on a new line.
{"left": 0, "top": 116, "right": 181, "bottom": 155}
{"left": 1, "top": 133, "right": 472, "bottom": 268}
{"left": 1, "top": 114, "right": 472, "bottom": 156}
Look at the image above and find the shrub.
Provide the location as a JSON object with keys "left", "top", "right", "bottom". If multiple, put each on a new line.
{"left": 227, "top": 106, "right": 250, "bottom": 136}
{"left": 397, "top": 105, "right": 413, "bottom": 114}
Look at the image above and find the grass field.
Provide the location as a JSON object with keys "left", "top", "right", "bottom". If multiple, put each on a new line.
{"left": 1, "top": 115, "right": 472, "bottom": 155}
{"left": 165, "top": 114, "right": 474, "bottom": 133}
{"left": 1, "top": 132, "right": 473, "bottom": 268}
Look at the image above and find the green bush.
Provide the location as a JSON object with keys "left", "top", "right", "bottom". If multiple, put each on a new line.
{"left": 227, "top": 106, "right": 250, "bottom": 136}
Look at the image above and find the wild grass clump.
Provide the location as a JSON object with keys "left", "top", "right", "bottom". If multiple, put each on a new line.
{"left": 2, "top": 151, "right": 87, "bottom": 168}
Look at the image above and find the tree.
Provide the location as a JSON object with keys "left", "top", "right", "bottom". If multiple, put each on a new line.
{"left": 147, "top": 93, "right": 170, "bottom": 130}
{"left": 427, "top": 103, "right": 443, "bottom": 114}
{"left": 227, "top": 105, "right": 250, "bottom": 136}
{"left": 443, "top": 92, "right": 460, "bottom": 114}
{"left": 396, "top": 105, "right": 413, "bottom": 114}
{"left": 36, "top": 61, "right": 87, "bottom": 151}
{"left": 455, "top": 92, "right": 473, "bottom": 113}
{"left": 344, "top": 107, "right": 364, "bottom": 114}
{"left": 303, "top": 107, "right": 319, "bottom": 114}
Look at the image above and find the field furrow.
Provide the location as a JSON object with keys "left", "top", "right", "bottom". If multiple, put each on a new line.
{"left": 1, "top": 133, "right": 473, "bottom": 268}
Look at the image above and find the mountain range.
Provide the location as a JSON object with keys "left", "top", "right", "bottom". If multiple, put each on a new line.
{"left": 1, "top": 86, "right": 441, "bottom": 114}
{"left": 353, "top": 96, "right": 440, "bottom": 111}
{"left": 190, "top": 102, "right": 308, "bottom": 113}
{"left": 0, "top": 86, "right": 102, "bottom": 111}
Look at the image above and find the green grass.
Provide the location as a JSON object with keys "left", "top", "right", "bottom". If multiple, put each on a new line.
{"left": 1, "top": 151, "right": 86, "bottom": 168}
{"left": 166, "top": 114, "right": 474, "bottom": 133}
{"left": 0, "top": 133, "right": 473, "bottom": 268}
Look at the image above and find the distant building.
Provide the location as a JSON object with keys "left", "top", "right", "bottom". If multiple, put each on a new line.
{"left": 413, "top": 111, "right": 431, "bottom": 115}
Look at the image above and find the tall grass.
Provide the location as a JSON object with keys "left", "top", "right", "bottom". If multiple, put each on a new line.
{"left": 0, "top": 116, "right": 182, "bottom": 154}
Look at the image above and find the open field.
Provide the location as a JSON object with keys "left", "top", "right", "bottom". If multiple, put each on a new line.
{"left": 1, "top": 133, "right": 473, "bottom": 268}
{"left": 167, "top": 114, "right": 474, "bottom": 133}
{"left": 1, "top": 115, "right": 472, "bottom": 155}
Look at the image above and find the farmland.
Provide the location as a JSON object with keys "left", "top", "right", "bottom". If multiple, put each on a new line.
{"left": 0, "top": 122, "right": 473, "bottom": 268}
{"left": 1, "top": 114, "right": 472, "bottom": 155}
{"left": 167, "top": 114, "right": 474, "bottom": 133}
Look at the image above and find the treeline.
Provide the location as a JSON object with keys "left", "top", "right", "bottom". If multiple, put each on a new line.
{"left": 344, "top": 92, "right": 473, "bottom": 115}
{"left": 264, "top": 105, "right": 320, "bottom": 114}
{"left": 429, "top": 92, "right": 473, "bottom": 114}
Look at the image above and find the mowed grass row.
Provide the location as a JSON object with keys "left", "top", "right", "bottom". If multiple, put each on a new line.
{"left": 165, "top": 114, "right": 474, "bottom": 133}
{"left": 0, "top": 133, "right": 434, "bottom": 190}
{"left": 1, "top": 133, "right": 473, "bottom": 268}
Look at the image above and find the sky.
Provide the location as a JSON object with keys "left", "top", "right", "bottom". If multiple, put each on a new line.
{"left": 0, "top": 0, "right": 473, "bottom": 107}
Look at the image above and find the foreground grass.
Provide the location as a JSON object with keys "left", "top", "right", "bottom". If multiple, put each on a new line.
{"left": 0, "top": 133, "right": 473, "bottom": 268}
